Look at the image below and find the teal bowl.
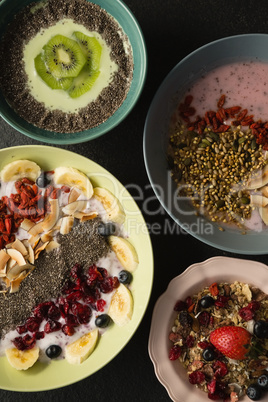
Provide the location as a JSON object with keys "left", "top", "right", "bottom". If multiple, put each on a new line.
{"left": 0, "top": 0, "right": 147, "bottom": 144}
{"left": 144, "top": 34, "right": 268, "bottom": 255}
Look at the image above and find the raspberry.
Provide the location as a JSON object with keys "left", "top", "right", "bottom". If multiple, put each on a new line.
{"left": 198, "top": 311, "right": 210, "bottom": 327}
{"left": 188, "top": 370, "right": 205, "bottom": 384}
{"left": 174, "top": 300, "right": 187, "bottom": 312}
{"left": 169, "top": 344, "right": 182, "bottom": 360}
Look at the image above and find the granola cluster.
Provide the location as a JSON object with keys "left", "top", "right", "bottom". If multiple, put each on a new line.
{"left": 169, "top": 281, "right": 268, "bottom": 400}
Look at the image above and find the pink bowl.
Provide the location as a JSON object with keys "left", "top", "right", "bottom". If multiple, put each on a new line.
{"left": 148, "top": 256, "right": 268, "bottom": 402}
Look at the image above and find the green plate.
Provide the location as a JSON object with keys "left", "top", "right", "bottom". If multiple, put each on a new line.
{"left": 0, "top": 145, "right": 154, "bottom": 391}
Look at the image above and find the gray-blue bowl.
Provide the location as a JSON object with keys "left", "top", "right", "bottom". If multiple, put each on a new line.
{"left": 144, "top": 33, "right": 268, "bottom": 255}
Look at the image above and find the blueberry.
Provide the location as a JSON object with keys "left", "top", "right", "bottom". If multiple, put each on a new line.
{"left": 254, "top": 320, "right": 268, "bottom": 338}
{"left": 97, "top": 222, "right": 116, "bottom": 236}
{"left": 45, "top": 345, "right": 62, "bottom": 359}
{"left": 202, "top": 347, "right": 215, "bottom": 361}
{"left": 247, "top": 384, "right": 262, "bottom": 400}
{"left": 258, "top": 373, "right": 268, "bottom": 390}
{"left": 36, "top": 173, "right": 50, "bottom": 188}
{"left": 118, "top": 270, "right": 133, "bottom": 285}
{"left": 199, "top": 296, "right": 215, "bottom": 309}
{"left": 95, "top": 314, "right": 111, "bottom": 328}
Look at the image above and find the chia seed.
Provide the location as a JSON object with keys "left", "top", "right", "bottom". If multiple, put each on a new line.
{"left": 0, "top": 218, "right": 109, "bottom": 337}
{"left": 0, "top": 0, "right": 133, "bottom": 133}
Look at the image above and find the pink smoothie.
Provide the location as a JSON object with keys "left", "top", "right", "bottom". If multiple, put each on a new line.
{"left": 185, "top": 60, "right": 268, "bottom": 120}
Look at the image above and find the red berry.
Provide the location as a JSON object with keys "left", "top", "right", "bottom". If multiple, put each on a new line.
{"left": 213, "top": 360, "right": 228, "bottom": 377}
{"left": 99, "top": 277, "right": 114, "bottom": 293}
{"left": 210, "top": 326, "right": 252, "bottom": 360}
{"left": 70, "top": 263, "right": 82, "bottom": 279}
{"left": 47, "top": 304, "right": 61, "bottom": 321}
{"left": 25, "top": 316, "right": 42, "bottom": 332}
{"left": 185, "top": 335, "right": 195, "bottom": 348}
{"left": 198, "top": 341, "right": 211, "bottom": 349}
{"left": 238, "top": 307, "right": 254, "bottom": 321}
{"left": 198, "top": 311, "right": 210, "bottom": 327}
{"left": 22, "top": 334, "right": 36, "bottom": 350}
{"left": 174, "top": 300, "right": 187, "bottom": 312}
{"left": 169, "top": 344, "right": 182, "bottom": 361}
{"left": 62, "top": 324, "right": 75, "bottom": 336}
{"left": 96, "top": 299, "right": 106, "bottom": 312}
{"left": 12, "top": 336, "right": 26, "bottom": 351}
{"left": 65, "top": 314, "right": 79, "bottom": 327}
{"left": 16, "top": 325, "right": 27, "bottom": 334}
{"left": 44, "top": 319, "right": 61, "bottom": 334}
{"left": 188, "top": 370, "right": 205, "bottom": 384}
{"left": 214, "top": 295, "right": 229, "bottom": 308}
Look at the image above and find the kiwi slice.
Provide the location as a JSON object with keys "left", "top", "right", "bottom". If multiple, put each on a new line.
{"left": 68, "top": 67, "right": 100, "bottom": 98}
{"left": 43, "top": 34, "right": 87, "bottom": 79}
{"left": 73, "top": 32, "right": 102, "bottom": 72}
{"left": 34, "top": 53, "right": 73, "bottom": 90}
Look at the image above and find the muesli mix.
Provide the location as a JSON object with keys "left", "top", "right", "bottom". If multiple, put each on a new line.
{"left": 0, "top": 159, "right": 138, "bottom": 369}
{"left": 169, "top": 281, "right": 268, "bottom": 401}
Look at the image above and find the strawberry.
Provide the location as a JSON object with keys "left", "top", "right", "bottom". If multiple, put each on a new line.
{"left": 210, "top": 326, "right": 252, "bottom": 360}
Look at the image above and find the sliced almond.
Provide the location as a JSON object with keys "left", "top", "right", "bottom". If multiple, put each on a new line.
{"left": 246, "top": 164, "right": 268, "bottom": 189}
{"left": 11, "top": 239, "right": 28, "bottom": 256}
{"left": 0, "top": 249, "right": 10, "bottom": 271}
{"left": 20, "top": 218, "right": 35, "bottom": 232}
{"left": 6, "top": 263, "right": 34, "bottom": 281}
{"left": 28, "top": 221, "right": 44, "bottom": 236}
{"left": 42, "top": 199, "right": 59, "bottom": 231}
{"left": 68, "top": 188, "right": 80, "bottom": 204}
{"left": 250, "top": 194, "right": 268, "bottom": 208}
{"left": 6, "top": 249, "right": 26, "bottom": 266}
{"left": 60, "top": 216, "right": 74, "bottom": 235}
{"left": 62, "top": 200, "right": 88, "bottom": 216}
{"left": 34, "top": 242, "right": 49, "bottom": 259}
{"left": 46, "top": 240, "right": 60, "bottom": 253}
{"left": 73, "top": 211, "right": 98, "bottom": 221}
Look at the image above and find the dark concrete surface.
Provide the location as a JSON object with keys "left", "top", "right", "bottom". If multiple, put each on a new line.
{"left": 1, "top": 0, "right": 268, "bottom": 401}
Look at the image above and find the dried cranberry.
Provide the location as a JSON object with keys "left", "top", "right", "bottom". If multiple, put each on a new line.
{"left": 62, "top": 280, "right": 77, "bottom": 295}
{"left": 198, "top": 341, "right": 211, "bottom": 349}
{"left": 25, "top": 316, "right": 42, "bottom": 332}
{"left": 34, "top": 331, "right": 45, "bottom": 340}
{"left": 71, "top": 301, "right": 84, "bottom": 316}
{"left": 16, "top": 325, "right": 27, "bottom": 335}
{"left": 66, "top": 290, "right": 84, "bottom": 301}
{"left": 22, "top": 334, "right": 36, "bottom": 349}
{"left": 198, "top": 311, "right": 210, "bottom": 327}
{"left": 99, "top": 277, "right": 114, "bottom": 293}
{"left": 188, "top": 370, "right": 205, "bottom": 384}
{"left": 62, "top": 324, "right": 75, "bottom": 336}
{"left": 169, "top": 344, "right": 182, "bottom": 360}
{"left": 77, "top": 305, "right": 92, "bottom": 324}
{"left": 98, "top": 267, "right": 108, "bottom": 278}
{"left": 185, "top": 335, "right": 195, "bottom": 348}
{"left": 65, "top": 314, "right": 79, "bottom": 327}
{"left": 44, "top": 319, "right": 61, "bottom": 334}
{"left": 47, "top": 305, "right": 61, "bottom": 321}
{"left": 239, "top": 306, "right": 254, "bottom": 321}
{"left": 96, "top": 299, "right": 106, "bottom": 312}
{"left": 33, "top": 301, "right": 53, "bottom": 319}
{"left": 213, "top": 360, "right": 228, "bottom": 377}
{"left": 214, "top": 295, "right": 229, "bottom": 308}
{"left": 179, "top": 311, "right": 193, "bottom": 327}
{"left": 248, "top": 300, "right": 261, "bottom": 311}
{"left": 83, "top": 295, "right": 95, "bottom": 305}
{"left": 70, "top": 263, "right": 82, "bottom": 279}
{"left": 185, "top": 296, "right": 193, "bottom": 308}
{"left": 207, "top": 378, "right": 217, "bottom": 394}
{"left": 174, "top": 300, "right": 187, "bottom": 312}
{"left": 113, "top": 276, "right": 120, "bottom": 289}
{"left": 12, "top": 336, "right": 26, "bottom": 351}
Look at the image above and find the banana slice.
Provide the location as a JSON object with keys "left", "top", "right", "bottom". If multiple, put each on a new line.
{"left": 54, "top": 167, "right": 93, "bottom": 199}
{"left": 109, "top": 236, "right": 139, "bottom": 272}
{"left": 93, "top": 187, "right": 125, "bottom": 224}
{"left": 1, "top": 160, "right": 41, "bottom": 182}
{"left": 5, "top": 347, "right": 39, "bottom": 370}
{"left": 65, "top": 329, "right": 98, "bottom": 365}
{"left": 108, "top": 283, "right": 133, "bottom": 326}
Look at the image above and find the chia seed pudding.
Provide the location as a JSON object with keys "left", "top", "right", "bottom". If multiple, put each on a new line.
{"left": 0, "top": 0, "right": 134, "bottom": 133}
